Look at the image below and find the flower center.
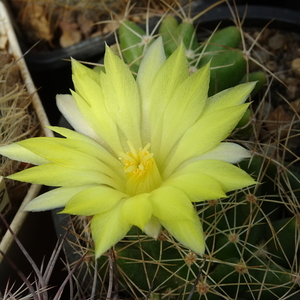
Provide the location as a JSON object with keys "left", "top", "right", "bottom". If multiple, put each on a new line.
{"left": 119, "top": 141, "right": 162, "bottom": 196}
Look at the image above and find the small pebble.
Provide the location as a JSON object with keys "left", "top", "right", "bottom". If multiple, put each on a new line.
{"left": 291, "top": 58, "right": 300, "bottom": 76}
{"left": 268, "top": 33, "right": 286, "bottom": 51}
{"left": 290, "top": 99, "right": 300, "bottom": 113}
{"left": 287, "top": 84, "right": 298, "bottom": 99}
{"left": 266, "top": 60, "right": 278, "bottom": 72}
{"left": 265, "top": 105, "right": 292, "bottom": 139}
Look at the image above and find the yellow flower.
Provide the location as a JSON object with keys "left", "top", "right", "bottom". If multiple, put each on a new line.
{"left": 0, "top": 38, "right": 255, "bottom": 258}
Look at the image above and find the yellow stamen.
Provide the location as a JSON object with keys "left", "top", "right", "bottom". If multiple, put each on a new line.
{"left": 119, "top": 141, "right": 162, "bottom": 195}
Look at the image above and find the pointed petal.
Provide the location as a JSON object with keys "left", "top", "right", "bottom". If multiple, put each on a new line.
{"left": 72, "top": 66, "right": 104, "bottom": 107}
{"left": 56, "top": 94, "right": 101, "bottom": 143}
{"left": 203, "top": 82, "right": 256, "bottom": 114}
{"left": 137, "top": 38, "right": 166, "bottom": 144}
{"left": 197, "top": 142, "right": 251, "bottom": 163}
{"left": 61, "top": 186, "right": 127, "bottom": 215}
{"left": 161, "top": 213, "right": 205, "bottom": 255}
{"left": 48, "top": 125, "right": 92, "bottom": 141}
{"left": 16, "top": 137, "right": 122, "bottom": 184}
{"left": 91, "top": 200, "right": 132, "bottom": 258}
{"left": 178, "top": 142, "right": 251, "bottom": 169}
{"left": 0, "top": 143, "right": 49, "bottom": 165}
{"left": 164, "top": 103, "right": 249, "bottom": 177}
{"left": 157, "top": 63, "right": 210, "bottom": 166}
{"left": 137, "top": 37, "right": 166, "bottom": 104}
{"left": 148, "top": 45, "right": 189, "bottom": 158}
{"left": 101, "top": 45, "right": 142, "bottom": 148}
{"left": 24, "top": 186, "right": 91, "bottom": 211}
{"left": 70, "top": 90, "right": 123, "bottom": 153}
{"left": 170, "top": 159, "right": 255, "bottom": 194}
{"left": 121, "top": 193, "right": 152, "bottom": 229}
{"left": 144, "top": 215, "right": 162, "bottom": 239}
{"left": 45, "top": 128, "right": 125, "bottom": 178}
{"left": 8, "top": 164, "right": 122, "bottom": 189}
{"left": 71, "top": 59, "right": 127, "bottom": 152}
{"left": 71, "top": 58, "right": 101, "bottom": 85}
{"left": 163, "top": 173, "right": 226, "bottom": 201}
{"left": 150, "top": 186, "right": 196, "bottom": 220}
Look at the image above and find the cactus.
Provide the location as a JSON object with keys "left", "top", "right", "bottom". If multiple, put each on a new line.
{"left": 52, "top": 2, "right": 300, "bottom": 300}
{"left": 68, "top": 153, "right": 300, "bottom": 299}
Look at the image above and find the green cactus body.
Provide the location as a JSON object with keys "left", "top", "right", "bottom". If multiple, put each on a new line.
{"left": 239, "top": 157, "right": 285, "bottom": 222}
{"left": 281, "top": 165, "right": 300, "bottom": 200}
{"left": 239, "top": 71, "right": 267, "bottom": 97}
{"left": 119, "top": 20, "right": 151, "bottom": 73}
{"left": 209, "top": 258, "right": 248, "bottom": 297}
{"left": 213, "top": 191, "right": 264, "bottom": 261}
{"left": 208, "top": 49, "right": 246, "bottom": 96}
{"left": 236, "top": 108, "right": 252, "bottom": 129}
{"left": 198, "top": 26, "right": 242, "bottom": 67}
{"left": 265, "top": 216, "right": 299, "bottom": 269}
{"left": 158, "top": 16, "right": 180, "bottom": 57}
{"left": 258, "top": 160, "right": 300, "bottom": 221}
{"left": 158, "top": 16, "right": 198, "bottom": 60}
{"left": 243, "top": 258, "right": 297, "bottom": 300}
{"left": 177, "top": 22, "right": 198, "bottom": 59}
{"left": 113, "top": 227, "right": 202, "bottom": 297}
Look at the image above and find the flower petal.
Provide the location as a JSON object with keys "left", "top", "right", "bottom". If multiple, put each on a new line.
{"left": 163, "top": 103, "right": 249, "bottom": 177}
{"left": 0, "top": 143, "right": 49, "bottom": 165}
{"left": 160, "top": 211, "right": 205, "bottom": 255}
{"left": 163, "top": 173, "right": 226, "bottom": 201}
{"left": 24, "top": 186, "right": 91, "bottom": 211}
{"left": 170, "top": 159, "right": 255, "bottom": 193}
{"left": 121, "top": 193, "right": 152, "bottom": 229}
{"left": 137, "top": 37, "right": 166, "bottom": 145}
{"left": 16, "top": 137, "right": 123, "bottom": 185}
{"left": 56, "top": 94, "right": 101, "bottom": 143}
{"left": 47, "top": 127, "right": 125, "bottom": 178}
{"left": 71, "top": 57, "right": 101, "bottom": 86}
{"left": 156, "top": 63, "right": 210, "bottom": 167}
{"left": 48, "top": 125, "right": 91, "bottom": 140}
{"left": 71, "top": 90, "right": 123, "bottom": 153}
{"left": 71, "top": 59, "right": 127, "bottom": 152}
{"left": 61, "top": 186, "right": 127, "bottom": 215}
{"left": 197, "top": 142, "right": 251, "bottom": 163}
{"left": 150, "top": 186, "right": 196, "bottom": 220}
{"left": 71, "top": 63, "right": 104, "bottom": 109}
{"left": 178, "top": 142, "right": 251, "bottom": 170}
{"left": 144, "top": 215, "right": 162, "bottom": 239}
{"left": 137, "top": 37, "right": 166, "bottom": 96}
{"left": 203, "top": 82, "right": 256, "bottom": 114}
{"left": 91, "top": 200, "right": 132, "bottom": 258}
{"left": 7, "top": 164, "right": 122, "bottom": 189}
{"left": 48, "top": 126, "right": 125, "bottom": 180}
{"left": 101, "top": 45, "right": 142, "bottom": 149}
{"left": 148, "top": 44, "right": 189, "bottom": 157}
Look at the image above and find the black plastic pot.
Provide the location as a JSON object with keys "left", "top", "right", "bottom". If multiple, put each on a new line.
{"left": 10, "top": 0, "right": 298, "bottom": 125}
{"left": 21, "top": 34, "right": 115, "bottom": 72}
{"left": 190, "top": 2, "right": 300, "bottom": 31}
{"left": 14, "top": 0, "right": 300, "bottom": 73}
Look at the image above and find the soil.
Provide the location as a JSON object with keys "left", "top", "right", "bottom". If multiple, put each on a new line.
{"left": 244, "top": 27, "right": 300, "bottom": 163}
{"left": 7, "top": 0, "right": 176, "bottom": 51}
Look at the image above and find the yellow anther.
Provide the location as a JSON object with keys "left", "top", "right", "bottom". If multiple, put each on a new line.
{"left": 118, "top": 141, "right": 162, "bottom": 195}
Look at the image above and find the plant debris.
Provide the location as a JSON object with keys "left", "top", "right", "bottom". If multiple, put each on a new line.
{"left": 7, "top": 0, "right": 179, "bottom": 51}
{"left": 0, "top": 38, "right": 40, "bottom": 241}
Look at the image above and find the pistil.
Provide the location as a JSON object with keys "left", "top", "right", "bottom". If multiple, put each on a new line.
{"left": 119, "top": 141, "right": 162, "bottom": 195}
